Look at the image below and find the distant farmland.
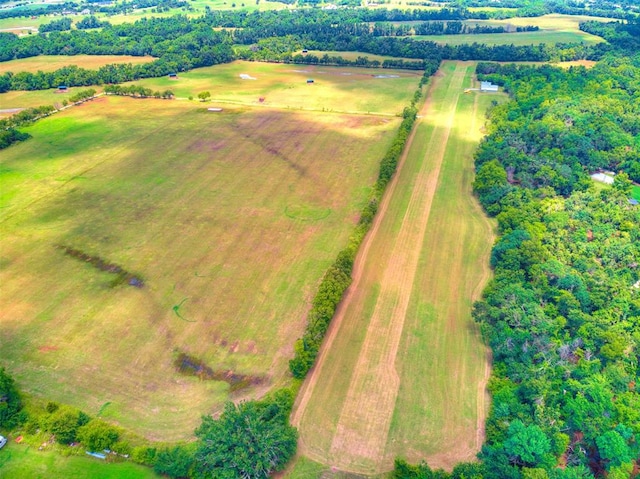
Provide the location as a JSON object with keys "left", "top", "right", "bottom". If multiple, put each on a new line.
{"left": 292, "top": 61, "right": 500, "bottom": 474}
{"left": 0, "top": 63, "right": 413, "bottom": 439}
{"left": 409, "top": 14, "right": 610, "bottom": 45}
{"left": 0, "top": 55, "right": 155, "bottom": 74}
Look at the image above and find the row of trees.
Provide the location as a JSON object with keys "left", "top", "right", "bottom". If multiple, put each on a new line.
{"left": 104, "top": 84, "right": 174, "bottom": 98}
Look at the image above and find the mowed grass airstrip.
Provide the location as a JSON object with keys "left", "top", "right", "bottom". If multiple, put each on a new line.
{"left": 291, "top": 61, "right": 500, "bottom": 474}
{"left": 0, "top": 62, "right": 416, "bottom": 440}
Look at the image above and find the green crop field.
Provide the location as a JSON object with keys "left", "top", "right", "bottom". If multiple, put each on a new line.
{"left": 0, "top": 55, "right": 155, "bottom": 74}
{"left": 0, "top": 62, "right": 413, "bottom": 440}
{"left": 121, "top": 61, "right": 422, "bottom": 115}
{"left": 291, "top": 61, "right": 500, "bottom": 474}
{"left": 0, "top": 442, "right": 161, "bottom": 479}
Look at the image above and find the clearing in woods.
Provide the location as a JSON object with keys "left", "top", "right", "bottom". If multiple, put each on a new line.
{"left": 291, "top": 61, "right": 500, "bottom": 474}
{"left": 0, "top": 75, "right": 407, "bottom": 440}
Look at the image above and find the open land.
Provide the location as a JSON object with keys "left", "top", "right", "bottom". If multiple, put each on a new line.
{"left": 415, "top": 30, "right": 602, "bottom": 46}
{"left": 0, "top": 62, "right": 413, "bottom": 440}
{"left": 122, "top": 61, "right": 422, "bottom": 115}
{"left": 405, "top": 14, "right": 611, "bottom": 45}
{"left": 291, "top": 61, "right": 500, "bottom": 474}
{"left": 0, "top": 440, "right": 161, "bottom": 478}
{"left": 0, "top": 55, "right": 155, "bottom": 74}
{"left": 0, "top": 61, "right": 421, "bottom": 115}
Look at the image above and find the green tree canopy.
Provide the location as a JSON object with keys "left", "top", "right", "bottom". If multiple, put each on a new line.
{"left": 194, "top": 395, "right": 297, "bottom": 479}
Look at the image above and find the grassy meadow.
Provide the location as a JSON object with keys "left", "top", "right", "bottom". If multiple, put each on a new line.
{"left": 0, "top": 441, "right": 160, "bottom": 479}
{"left": 0, "top": 61, "right": 412, "bottom": 440}
{"left": 0, "top": 55, "right": 155, "bottom": 74}
{"left": 0, "top": 61, "right": 420, "bottom": 116}
{"left": 409, "top": 14, "right": 610, "bottom": 45}
{"left": 122, "top": 61, "right": 422, "bottom": 115}
{"left": 292, "top": 61, "right": 500, "bottom": 474}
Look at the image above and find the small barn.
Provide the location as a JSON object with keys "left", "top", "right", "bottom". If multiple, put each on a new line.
{"left": 306, "top": 79, "right": 314, "bottom": 84}
{"left": 58, "top": 85, "right": 68, "bottom": 91}
{"left": 168, "top": 73, "right": 178, "bottom": 79}
{"left": 480, "top": 81, "right": 499, "bottom": 92}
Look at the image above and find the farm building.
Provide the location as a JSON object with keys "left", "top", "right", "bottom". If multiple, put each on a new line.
{"left": 480, "top": 81, "right": 499, "bottom": 92}
{"left": 57, "top": 85, "right": 68, "bottom": 91}
{"left": 168, "top": 73, "right": 178, "bottom": 79}
{"left": 307, "top": 79, "right": 315, "bottom": 84}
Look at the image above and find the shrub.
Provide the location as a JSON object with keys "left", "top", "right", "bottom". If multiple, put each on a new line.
{"left": 77, "top": 419, "right": 119, "bottom": 452}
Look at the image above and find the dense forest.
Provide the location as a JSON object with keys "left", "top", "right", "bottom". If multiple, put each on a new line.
{"left": 470, "top": 55, "right": 639, "bottom": 479}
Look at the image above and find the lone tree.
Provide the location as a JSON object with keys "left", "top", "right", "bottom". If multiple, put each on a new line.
{"left": 197, "top": 91, "right": 211, "bottom": 102}
{"left": 195, "top": 392, "right": 297, "bottom": 479}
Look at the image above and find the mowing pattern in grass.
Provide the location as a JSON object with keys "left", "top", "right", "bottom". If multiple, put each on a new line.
{"left": 292, "top": 61, "right": 499, "bottom": 474}
{"left": 0, "top": 91, "right": 404, "bottom": 440}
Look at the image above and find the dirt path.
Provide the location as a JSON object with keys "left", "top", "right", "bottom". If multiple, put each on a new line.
{"left": 292, "top": 62, "right": 472, "bottom": 472}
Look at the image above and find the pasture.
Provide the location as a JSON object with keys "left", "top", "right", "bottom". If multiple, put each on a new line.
{"left": 0, "top": 441, "right": 161, "bottom": 479}
{"left": 415, "top": 30, "right": 602, "bottom": 46}
{"left": 406, "top": 13, "right": 610, "bottom": 45}
{"left": 291, "top": 61, "right": 499, "bottom": 474}
{"left": 0, "top": 71, "right": 407, "bottom": 440}
{"left": 122, "top": 61, "right": 422, "bottom": 115}
{"left": 0, "top": 55, "right": 155, "bottom": 74}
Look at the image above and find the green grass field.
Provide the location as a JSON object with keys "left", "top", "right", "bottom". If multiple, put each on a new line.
{"left": 0, "top": 61, "right": 420, "bottom": 116}
{"left": 121, "top": 61, "right": 422, "bottom": 115}
{"left": 0, "top": 60, "right": 413, "bottom": 441}
{"left": 632, "top": 185, "right": 640, "bottom": 201}
{"left": 0, "top": 442, "right": 160, "bottom": 479}
{"left": 404, "top": 13, "right": 610, "bottom": 45}
{"left": 0, "top": 55, "right": 155, "bottom": 74}
{"left": 415, "top": 30, "right": 601, "bottom": 46}
{"left": 291, "top": 61, "right": 499, "bottom": 474}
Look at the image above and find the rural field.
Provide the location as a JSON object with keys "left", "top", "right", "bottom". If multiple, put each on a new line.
{"left": 0, "top": 55, "right": 155, "bottom": 74}
{"left": 123, "top": 61, "right": 422, "bottom": 114}
{"left": 0, "top": 62, "right": 413, "bottom": 439}
{"left": 409, "top": 14, "right": 610, "bottom": 45}
{"left": 0, "top": 61, "right": 420, "bottom": 116}
{"left": 291, "top": 61, "right": 499, "bottom": 474}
